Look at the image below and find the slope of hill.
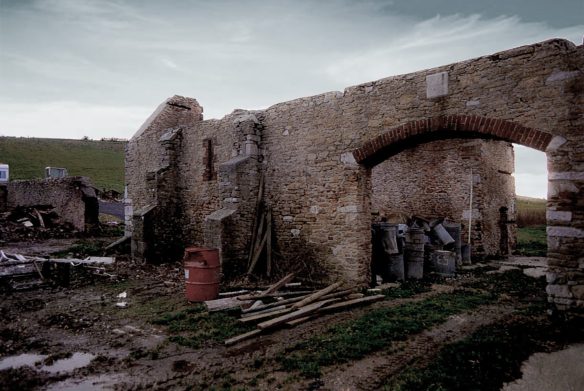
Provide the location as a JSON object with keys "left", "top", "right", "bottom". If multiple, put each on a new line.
{"left": 0, "top": 137, "right": 125, "bottom": 192}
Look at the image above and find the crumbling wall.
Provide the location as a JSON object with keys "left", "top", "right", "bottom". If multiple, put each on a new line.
{"left": 5, "top": 177, "right": 98, "bottom": 231}
{"left": 125, "top": 96, "right": 203, "bottom": 262}
{"left": 127, "top": 39, "right": 584, "bottom": 311}
{"left": 371, "top": 139, "right": 516, "bottom": 258}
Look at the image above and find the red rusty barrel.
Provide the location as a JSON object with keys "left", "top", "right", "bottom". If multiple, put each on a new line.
{"left": 183, "top": 247, "right": 220, "bottom": 301}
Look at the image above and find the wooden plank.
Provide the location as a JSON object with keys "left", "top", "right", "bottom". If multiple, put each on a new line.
{"left": 240, "top": 305, "right": 287, "bottom": 319}
{"left": 218, "top": 290, "right": 250, "bottom": 298}
{"left": 247, "top": 173, "right": 265, "bottom": 265}
{"left": 318, "top": 295, "right": 384, "bottom": 313}
{"left": 105, "top": 236, "right": 130, "bottom": 250}
{"left": 225, "top": 329, "right": 262, "bottom": 346}
{"left": 257, "top": 298, "right": 339, "bottom": 330}
{"left": 205, "top": 297, "right": 252, "bottom": 312}
{"left": 291, "top": 282, "right": 342, "bottom": 309}
{"left": 247, "top": 226, "right": 267, "bottom": 275}
{"left": 237, "top": 290, "right": 312, "bottom": 302}
{"left": 240, "top": 292, "right": 311, "bottom": 313}
{"left": 239, "top": 308, "right": 291, "bottom": 324}
{"left": 266, "top": 208, "right": 272, "bottom": 277}
{"left": 262, "top": 272, "right": 296, "bottom": 295}
{"left": 285, "top": 315, "right": 314, "bottom": 327}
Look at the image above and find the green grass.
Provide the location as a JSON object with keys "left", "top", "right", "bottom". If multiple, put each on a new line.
{"left": 0, "top": 136, "right": 125, "bottom": 192}
{"left": 382, "top": 280, "right": 433, "bottom": 299}
{"left": 388, "top": 315, "right": 584, "bottom": 391}
{"left": 153, "top": 306, "right": 255, "bottom": 349}
{"left": 278, "top": 290, "right": 494, "bottom": 378}
{"left": 516, "top": 226, "right": 547, "bottom": 256}
{"left": 461, "top": 269, "right": 547, "bottom": 300}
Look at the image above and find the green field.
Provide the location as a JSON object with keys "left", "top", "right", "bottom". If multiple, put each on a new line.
{"left": 516, "top": 196, "right": 547, "bottom": 256}
{"left": 0, "top": 137, "right": 125, "bottom": 192}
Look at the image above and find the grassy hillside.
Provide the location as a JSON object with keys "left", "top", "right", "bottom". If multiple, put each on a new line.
{"left": 516, "top": 195, "right": 546, "bottom": 227}
{"left": 0, "top": 137, "right": 125, "bottom": 192}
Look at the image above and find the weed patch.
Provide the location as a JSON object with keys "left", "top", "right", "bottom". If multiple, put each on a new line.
{"left": 154, "top": 306, "right": 254, "bottom": 348}
{"left": 462, "top": 269, "right": 546, "bottom": 301}
{"left": 278, "top": 290, "right": 493, "bottom": 378}
{"left": 515, "top": 226, "right": 547, "bottom": 256}
{"left": 389, "top": 316, "right": 584, "bottom": 391}
{"left": 382, "top": 280, "right": 432, "bottom": 299}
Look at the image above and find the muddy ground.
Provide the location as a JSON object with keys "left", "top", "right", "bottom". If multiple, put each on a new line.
{"left": 1, "top": 238, "right": 583, "bottom": 391}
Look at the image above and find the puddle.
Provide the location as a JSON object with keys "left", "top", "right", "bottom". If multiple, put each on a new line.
{"left": 0, "top": 352, "right": 94, "bottom": 373}
{"left": 47, "top": 373, "right": 126, "bottom": 390}
{"left": 43, "top": 352, "right": 95, "bottom": 373}
{"left": 0, "top": 353, "right": 47, "bottom": 370}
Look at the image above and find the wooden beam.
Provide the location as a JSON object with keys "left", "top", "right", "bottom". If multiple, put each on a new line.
{"left": 266, "top": 208, "right": 272, "bottom": 277}
{"left": 257, "top": 298, "right": 339, "bottom": 330}
{"left": 291, "top": 282, "right": 342, "bottom": 309}
{"left": 318, "top": 294, "right": 384, "bottom": 313}
{"left": 239, "top": 308, "right": 291, "bottom": 324}
{"left": 205, "top": 297, "right": 252, "bottom": 312}
{"left": 225, "top": 329, "right": 262, "bottom": 346}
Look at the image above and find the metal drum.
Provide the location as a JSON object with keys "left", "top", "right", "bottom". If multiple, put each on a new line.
{"left": 183, "top": 247, "right": 220, "bottom": 302}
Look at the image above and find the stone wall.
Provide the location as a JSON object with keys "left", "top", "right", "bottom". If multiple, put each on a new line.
{"left": 126, "top": 39, "right": 584, "bottom": 311}
{"left": 5, "top": 177, "right": 98, "bottom": 231}
{"left": 371, "top": 139, "right": 516, "bottom": 258}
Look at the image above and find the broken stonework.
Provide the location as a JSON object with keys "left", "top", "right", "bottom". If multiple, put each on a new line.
{"left": 3, "top": 177, "right": 98, "bottom": 231}
{"left": 126, "top": 39, "right": 584, "bottom": 312}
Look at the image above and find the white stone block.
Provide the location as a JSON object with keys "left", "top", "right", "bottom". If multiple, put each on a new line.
{"left": 291, "top": 229, "right": 301, "bottom": 238}
{"left": 545, "top": 136, "right": 567, "bottom": 152}
{"left": 310, "top": 205, "right": 320, "bottom": 214}
{"left": 549, "top": 172, "right": 584, "bottom": 181}
{"left": 338, "top": 205, "right": 359, "bottom": 213}
{"left": 426, "top": 71, "right": 448, "bottom": 99}
{"left": 283, "top": 216, "right": 294, "bottom": 222}
{"left": 340, "top": 152, "right": 357, "bottom": 166}
{"left": 547, "top": 210, "right": 572, "bottom": 223}
{"left": 547, "top": 226, "right": 584, "bottom": 238}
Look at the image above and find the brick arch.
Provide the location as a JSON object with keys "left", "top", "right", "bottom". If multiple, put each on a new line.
{"left": 352, "top": 115, "right": 554, "bottom": 165}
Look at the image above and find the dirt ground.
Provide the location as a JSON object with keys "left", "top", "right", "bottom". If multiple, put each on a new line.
{"left": 0, "top": 238, "right": 582, "bottom": 391}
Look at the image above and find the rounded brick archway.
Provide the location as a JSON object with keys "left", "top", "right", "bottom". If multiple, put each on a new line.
{"left": 350, "top": 114, "right": 584, "bottom": 312}
{"left": 352, "top": 115, "right": 554, "bottom": 165}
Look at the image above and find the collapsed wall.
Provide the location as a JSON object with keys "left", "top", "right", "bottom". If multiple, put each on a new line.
{"left": 372, "top": 139, "right": 516, "bottom": 257}
{"left": 126, "top": 39, "right": 584, "bottom": 311}
{"left": 3, "top": 176, "right": 98, "bottom": 231}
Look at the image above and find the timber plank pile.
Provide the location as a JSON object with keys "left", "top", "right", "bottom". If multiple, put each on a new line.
{"left": 204, "top": 274, "right": 385, "bottom": 346}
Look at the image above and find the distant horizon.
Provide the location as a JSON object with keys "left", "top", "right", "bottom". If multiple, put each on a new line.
{"left": 0, "top": 135, "right": 548, "bottom": 200}
{"left": 2, "top": 0, "right": 580, "bottom": 198}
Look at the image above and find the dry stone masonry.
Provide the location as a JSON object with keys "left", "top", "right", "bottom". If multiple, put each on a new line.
{"left": 126, "top": 39, "right": 584, "bottom": 313}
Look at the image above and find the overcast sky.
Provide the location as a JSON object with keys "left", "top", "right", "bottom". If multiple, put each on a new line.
{"left": 1, "top": 0, "right": 582, "bottom": 198}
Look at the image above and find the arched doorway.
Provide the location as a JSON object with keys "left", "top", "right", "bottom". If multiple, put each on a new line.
{"left": 352, "top": 115, "right": 581, "bottom": 311}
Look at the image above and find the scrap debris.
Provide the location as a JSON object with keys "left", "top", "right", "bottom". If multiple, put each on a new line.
{"left": 0, "top": 250, "right": 116, "bottom": 290}
{"left": 204, "top": 274, "right": 385, "bottom": 346}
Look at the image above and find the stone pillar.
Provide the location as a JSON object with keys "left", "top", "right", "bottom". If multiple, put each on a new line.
{"left": 546, "top": 142, "right": 584, "bottom": 312}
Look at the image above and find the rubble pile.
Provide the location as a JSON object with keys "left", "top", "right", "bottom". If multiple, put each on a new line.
{"left": 0, "top": 205, "right": 79, "bottom": 243}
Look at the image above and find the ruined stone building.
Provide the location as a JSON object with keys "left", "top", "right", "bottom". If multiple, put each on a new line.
{"left": 126, "top": 39, "right": 584, "bottom": 312}
{"left": 0, "top": 177, "right": 99, "bottom": 231}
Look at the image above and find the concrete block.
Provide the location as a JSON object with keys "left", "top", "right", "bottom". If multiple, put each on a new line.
{"left": 426, "top": 72, "right": 448, "bottom": 99}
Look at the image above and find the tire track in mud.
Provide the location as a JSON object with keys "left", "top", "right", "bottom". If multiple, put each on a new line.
{"left": 319, "top": 304, "right": 515, "bottom": 391}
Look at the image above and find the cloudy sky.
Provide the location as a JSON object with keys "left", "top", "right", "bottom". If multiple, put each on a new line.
{"left": 1, "top": 0, "right": 582, "bottom": 198}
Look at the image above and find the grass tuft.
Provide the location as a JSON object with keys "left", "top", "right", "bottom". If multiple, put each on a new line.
{"left": 278, "top": 290, "right": 493, "bottom": 378}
